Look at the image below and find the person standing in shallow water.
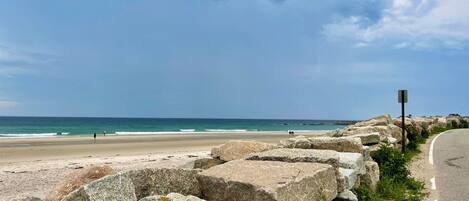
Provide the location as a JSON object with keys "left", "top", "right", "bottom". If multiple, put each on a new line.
{"left": 93, "top": 133, "right": 97, "bottom": 144}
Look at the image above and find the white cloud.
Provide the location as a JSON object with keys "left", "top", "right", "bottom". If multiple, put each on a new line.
{"left": 0, "top": 100, "right": 18, "bottom": 109}
{"left": 323, "top": 0, "right": 469, "bottom": 50}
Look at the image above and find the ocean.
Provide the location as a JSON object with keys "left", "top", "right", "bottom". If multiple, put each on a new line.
{"left": 0, "top": 116, "right": 348, "bottom": 138}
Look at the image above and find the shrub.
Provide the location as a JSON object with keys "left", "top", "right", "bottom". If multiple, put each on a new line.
{"left": 460, "top": 119, "right": 469, "bottom": 128}
{"left": 405, "top": 125, "right": 425, "bottom": 152}
{"left": 431, "top": 126, "right": 447, "bottom": 135}
{"left": 451, "top": 120, "right": 459, "bottom": 129}
{"left": 421, "top": 127, "right": 430, "bottom": 139}
{"left": 355, "top": 186, "right": 381, "bottom": 201}
{"left": 372, "top": 145, "right": 408, "bottom": 180}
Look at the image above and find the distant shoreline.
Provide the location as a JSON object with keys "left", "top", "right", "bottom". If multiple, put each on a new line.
{"left": 0, "top": 129, "right": 336, "bottom": 139}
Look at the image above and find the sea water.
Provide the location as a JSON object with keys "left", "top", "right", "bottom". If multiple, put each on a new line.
{"left": 0, "top": 116, "right": 347, "bottom": 138}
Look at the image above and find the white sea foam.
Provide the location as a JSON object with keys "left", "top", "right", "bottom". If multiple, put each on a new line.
{"left": 115, "top": 131, "right": 192, "bottom": 135}
{"left": 204, "top": 129, "right": 249, "bottom": 132}
{"left": 114, "top": 129, "right": 253, "bottom": 135}
{"left": 179, "top": 129, "right": 196, "bottom": 132}
{"left": 0, "top": 132, "right": 70, "bottom": 138}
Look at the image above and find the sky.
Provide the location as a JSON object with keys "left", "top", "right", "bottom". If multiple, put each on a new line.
{"left": 0, "top": 0, "right": 468, "bottom": 120}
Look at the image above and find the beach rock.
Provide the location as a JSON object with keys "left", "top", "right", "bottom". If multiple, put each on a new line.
{"left": 337, "top": 174, "right": 347, "bottom": 193}
{"left": 393, "top": 117, "right": 413, "bottom": 127}
{"left": 359, "top": 161, "right": 380, "bottom": 191}
{"left": 197, "top": 160, "right": 338, "bottom": 201}
{"left": 46, "top": 165, "right": 114, "bottom": 201}
{"left": 307, "top": 137, "right": 363, "bottom": 153}
{"left": 127, "top": 168, "right": 201, "bottom": 199}
{"left": 246, "top": 148, "right": 348, "bottom": 193}
{"left": 433, "top": 117, "right": 448, "bottom": 128}
{"left": 339, "top": 125, "right": 402, "bottom": 143}
{"left": 339, "top": 168, "right": 359, "bottom": 190}
{"left": 61, "top": 172, "right": 137, "bottom": 201}
{"left": 348, "top": 132, "right": 380, "bottom": 145}
{"left": 211, "top": 140, "right": 276, "bottom": 161}
{"left": 279, "top": 136, "right": 311, "bottom": 149}
{"left": 361, "top": 146, "right": 371, "bottom": 161}
{"left": 353, "top": 114, "right": 392, "bottom": 127}
{"left": 193, "top": 158, "right": 225, "bottom": 170}
{"left": 245, "top": 148, "right": 340, "bottom": 167}
{"left": 9, "top": 196, "right": 42, "bottom": 201}
{"left": 333, "top": 190, "right": 358, "bottom": 201}
{"left": 338, "top": 153, "right": 364, "bottom": 174}
{"left": 411, "top": 117, "right": 432, "bottom": 129}
{"left": 139, "top": 193, "right": 205, "bottom": 201}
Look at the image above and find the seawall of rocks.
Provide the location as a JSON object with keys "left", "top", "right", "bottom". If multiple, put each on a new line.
{"left": 12, "top": 114, "right": 468, "bottom": 201}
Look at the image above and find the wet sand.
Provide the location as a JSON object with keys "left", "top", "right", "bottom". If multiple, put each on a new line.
{"left": 0, "top": 131, "right": 327, "bottom": 200}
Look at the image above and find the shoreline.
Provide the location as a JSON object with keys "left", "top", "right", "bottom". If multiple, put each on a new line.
{"left": 0, "top": 129, "right": 337, "bottom": 139}
{"left": 0, "top": 130, "right": 329, "bottom": 199}
{"left": 0, "top": 131, "right": 329, "bottom": 163}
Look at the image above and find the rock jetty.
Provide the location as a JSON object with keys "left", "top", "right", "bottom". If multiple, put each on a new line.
{"left": 15, "top": 114, "right": 467, "bottom": 201}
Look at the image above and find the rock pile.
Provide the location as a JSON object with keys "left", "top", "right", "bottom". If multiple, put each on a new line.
{"left": 16, "top": 114, "right": 466, "bottom": 201}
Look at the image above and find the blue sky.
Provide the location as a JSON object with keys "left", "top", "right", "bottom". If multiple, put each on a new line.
{"left": 0, "top": 0, "right": 468, "bottom": 120}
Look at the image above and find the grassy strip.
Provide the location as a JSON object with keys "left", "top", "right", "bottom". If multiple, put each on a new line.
{"left": 355, "top": 123, "right": 458, "bottom": 201}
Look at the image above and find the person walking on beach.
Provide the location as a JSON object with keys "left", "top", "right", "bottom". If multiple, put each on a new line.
{"left": 103, "top": 131, "right": 106, "bottom": 137}
{"left": 93, "top": 133, "right": 97, "bottom": 144}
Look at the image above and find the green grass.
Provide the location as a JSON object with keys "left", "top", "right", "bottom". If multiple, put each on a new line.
{"left": 355, "top": 124, "right": 452, "bottom": 201}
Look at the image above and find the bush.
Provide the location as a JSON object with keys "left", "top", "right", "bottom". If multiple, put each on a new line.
{"left": 355, "top": 186, "right": 381, "bottom": 201}
{"left": 376, "top": 177, "right": 425, "bottom": 201}
{"left": 421, "top": 127, "right": 430, "bottom": 139}
{"left": 405, "top": 125, "right": 425, "bottom": 152}
{"left": 460, "top": 119, "right": 469, "bottom": 128}
{"left": 364, "top": 145, "right": 426, "bottom": 201}
{"left": 372, "top": 145, "right": 408, "bottom": 180}
{"left": 357, "top": 121, "right": 456, "bottom": 201}
{"left": 431, "top": 126, "right": 447, "bottom": 135}
{"left": 451, "top": 120, "right": 459, "bottom": 129}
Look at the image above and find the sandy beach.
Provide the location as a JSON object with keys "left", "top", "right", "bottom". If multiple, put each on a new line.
{"left": 0, "top": 131, "right": 328, "bottom": 200}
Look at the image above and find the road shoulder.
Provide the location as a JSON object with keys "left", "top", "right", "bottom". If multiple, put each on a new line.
{"left": 408, "top": 133, "right": 440, "bottom": 201}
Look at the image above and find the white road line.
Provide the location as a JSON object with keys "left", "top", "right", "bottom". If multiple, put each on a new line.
{"left": 429, "top": 131, "right": 447, "bottom": 165}
{"left": 430, "top": 177, "right": 436, "bottom": 190}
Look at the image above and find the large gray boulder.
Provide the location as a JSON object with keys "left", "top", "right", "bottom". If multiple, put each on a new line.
{"left": 338, "top": 153, "right": 364, "bottom": 174}
{"left": 139, "top": 193, "right": 205, "bottom": 201}
{"left": 62, "top": 172, "right": 137, "bottom": 201}
{"left": 341, "top": 125, "right": 402, "bottom": 143}
{"left": 361, "top": 146, "right": 371, "bottom": 161}
{"left": 307, "top": 137, "right": 363, "bottom": 153}
{"left": 245, "top": 148, "right": 340, "bottom": 167}
{"left": 353, "top": 114, "right": 392, "bottom": 127}
{"left": 359, "top": 161, "right": 380, "bottom": 191}
{"left": 193, "top": 158, "right": 225, "bottom": 170}
{"left": 47, "top": 165, "right": 115, "bottom": 201}
{"left": 333, "top": 190, "right": 358, "bottom": 201}
{"left": 279, "top": 136, "right": 311, "bottom": 149}
{"left": 347, "top": 133, "right": 380, "bottom": 145}
{"left": 339, "top": 168, "right": 360, "bottom": 190}
{"left": 211, "top": 140, "right": 276, "bottom": 161}
{"left": 127, "top": 168, "right": 201, "bottom": 199}
{"left": 197, "top": 160, "right": 338, "bottom": 201}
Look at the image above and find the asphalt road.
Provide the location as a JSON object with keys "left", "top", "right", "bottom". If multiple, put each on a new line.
{"left": 433, "top": 129, "right": 469, "bottom": 201}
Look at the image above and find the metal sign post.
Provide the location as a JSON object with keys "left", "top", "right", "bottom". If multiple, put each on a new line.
{"left": 398, "top": 90, "right": 408, "bottom": 153}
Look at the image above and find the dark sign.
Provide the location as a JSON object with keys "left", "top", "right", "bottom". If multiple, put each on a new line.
{"left": 398, "top": 90, "right": 408, "bottom": 103}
